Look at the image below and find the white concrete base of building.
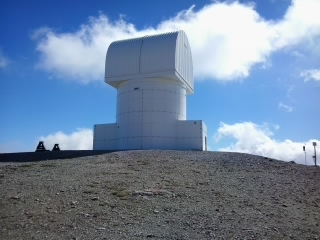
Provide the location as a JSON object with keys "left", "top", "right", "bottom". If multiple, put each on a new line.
{"left": 93, "top": 31, "right": 207, "bottom": 151}
{"left": 93, "top": 120, "right": 207, "bottom": 151}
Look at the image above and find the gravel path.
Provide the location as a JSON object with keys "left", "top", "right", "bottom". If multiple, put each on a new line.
{"left": 0, "top": 150, "right": 319, "bottom": 239}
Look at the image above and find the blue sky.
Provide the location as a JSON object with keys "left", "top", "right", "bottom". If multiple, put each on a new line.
{"left": 1, "top": 0, "right": 319, "bottom": 164}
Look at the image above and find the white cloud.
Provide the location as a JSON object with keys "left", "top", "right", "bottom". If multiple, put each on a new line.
{"left": 33, "top": 17, "right": 141, "bottom": 83}
{"left": 39, "top": 128, "right": 93, "bottom": 150}
{"left": 156, "top": 3, "right": 276, "bottom": 80}
{"left": 279, "top": 102, "right": 293, "bottom": 112}
{"left": 0, "top": 50, "right": 9, "bottom": 69}
{"left": 274, "top": 0, "right": 320, "bottom": 49}
{"left": 214, "top": 121, "right": 319, "bottom": 165}
{"left": 300, "top": 69, "right": 320, "bottom": 82}
{"left": 33, "top": 0, "right": 320, "bottom": 83}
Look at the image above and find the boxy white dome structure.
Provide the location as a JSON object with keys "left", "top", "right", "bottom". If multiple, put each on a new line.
{"left": 93, "top": 30, "right": 207, "bottom": 150}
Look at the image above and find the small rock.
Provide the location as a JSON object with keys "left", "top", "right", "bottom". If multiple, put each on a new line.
{"left": 99, "top": 201, "right": 108, "bottom": 206}
{"left": 153, "top": 210, "right": 159, "bottom": 214}
{"left": 10, "top": 196, "right": 19, "bottom": 200}
{"left": 96, "top": 227, "right": 106, "bottom": 231}
{"left": 91, "top": 197, "right": 99, "bottom": 201}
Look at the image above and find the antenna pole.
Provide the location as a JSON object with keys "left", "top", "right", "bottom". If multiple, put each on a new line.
{"left": 312, "top": 142, "right": 317, "bottom": 166}
{"left": 314, "top": 145, "right": 317, "bottom": 166}
{"left": 303, "top": 145, "right": 306, "bottom": 165}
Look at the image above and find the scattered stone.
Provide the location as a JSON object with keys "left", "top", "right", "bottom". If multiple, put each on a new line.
{"left": 147, "top": 234, "right": 156, "bottom": 238}
{"left": 10, "top": 196, "right": 19, "bottom": 200}
{"left": 133, "top": 189, "right": 174, "bottom": 197}
{"left": 133, "top": 190, "right": 154, "bottom": 196}
{"left": 96, "top": 227, "right": 106, "bottom": 231}
{"left": 98, "top": 201, "right": 108, "bottom": 206}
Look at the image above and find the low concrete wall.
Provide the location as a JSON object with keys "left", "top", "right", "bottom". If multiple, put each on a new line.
{"left": 0, "top": 150, "right": 116, "bottom": 162}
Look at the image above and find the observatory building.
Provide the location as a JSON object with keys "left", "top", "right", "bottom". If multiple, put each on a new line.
{"left": 93, "top": 30, "right": 207, "bottom": 150}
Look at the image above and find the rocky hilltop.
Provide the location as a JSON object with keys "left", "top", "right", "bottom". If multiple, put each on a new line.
{"left": 0, "top": 150, "right": 319, "bottom": 239}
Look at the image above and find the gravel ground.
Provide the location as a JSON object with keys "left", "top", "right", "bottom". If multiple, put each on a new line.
{"left": 0, "top": 150, "right": 319, "bottom": 240}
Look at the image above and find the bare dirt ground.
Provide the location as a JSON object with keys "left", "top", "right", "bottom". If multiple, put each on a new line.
{"left": 0, "top": 150, "right": 319, "bottom": 240}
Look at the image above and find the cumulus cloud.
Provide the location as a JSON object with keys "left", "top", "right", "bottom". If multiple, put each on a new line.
{"left": 32, "top": 18, "right": 142, "bottom": 83}
{"left": 32, "top": 0, "right": 320, "bottom": 83}
{"left": 214, "top": 121, "right": 319, "bottom": 165}
{"left": 300, "top": 69, "right": 320, "bottom": 82}
{"left": 0, "top": 50, "right": 9, "bottom": 69}
{"left": 274, "top": 0, "right": 320, "bottom": 49}
{"left": 279, "top": 102, "right": 293, "bottom": 112}
{"left": 156, "top": 3, "right": 276, "bottom": 80}
{"left": 39, "top": 128, "right": 93, "bottom": 150}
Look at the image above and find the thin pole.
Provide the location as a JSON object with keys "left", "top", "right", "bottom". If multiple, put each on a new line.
{"left": 314, "top": 145, "right": 317, "bottom": 166}
{"left": 303, "top": 145, "right": 306, "bottom": 165}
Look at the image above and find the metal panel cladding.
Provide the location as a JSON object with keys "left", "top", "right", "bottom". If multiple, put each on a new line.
{"left": 175, "top": 31, "right": 193, "bottom": 94}
{"left": 104, "top": 30, "right": 194, "bottom": 94}
{"left": 105, "top": 38, "right": 142, "bottom": 88}
{"left": 140, "top": 32, "right": 177, "bottom": 74}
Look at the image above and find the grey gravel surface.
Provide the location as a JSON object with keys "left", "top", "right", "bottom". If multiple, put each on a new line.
{"left": 0, "top": 150, "right": 319, "bottom": 239}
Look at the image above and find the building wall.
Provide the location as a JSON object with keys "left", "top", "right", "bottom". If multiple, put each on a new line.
{"left": 175, "top": 120, "right": 207, "bottom": 150}
{"left": 116, "top": 78, "right": 187, "bottom": 150}
{"left": 93, "top": 30, "right": 206, "bottom": 151}
{"left": 93, "top": 123, "right": 118, "bottom": 150}
{"left": 93, "top": 120, "right": 207, "bottom": 151}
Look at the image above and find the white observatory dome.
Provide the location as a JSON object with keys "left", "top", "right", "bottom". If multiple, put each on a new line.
{"left": 105, "top": 31, "right": 194, "bottom": 94}
{"left": 93, "top": 30, "right": 207, "bottom": 151}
